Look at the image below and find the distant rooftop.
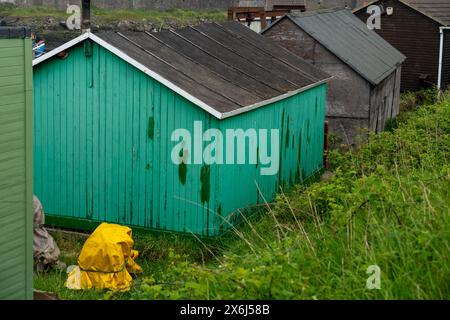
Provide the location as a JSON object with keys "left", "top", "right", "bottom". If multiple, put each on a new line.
{"left": 263, "top": 8, "right": 405, "bottom": 85}
{"left": 407, "top": 0, "right": 450, "bottom": 26}
{"left": 354, "top": 0, "right": 450, "bottom": 26}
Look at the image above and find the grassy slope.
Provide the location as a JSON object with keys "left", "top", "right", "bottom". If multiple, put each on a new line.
{"left": 0, "top": 5, "right": 227, "bottom": 25}
{"left": 35, "top": 95, "right": 450, "bottom": 300}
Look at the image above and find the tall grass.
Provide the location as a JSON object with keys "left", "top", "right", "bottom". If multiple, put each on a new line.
{"left": 34, "top": 95, "right": 449, "bottom": 300}
{"left": 132, "top": 96, "right": 450, "bottom": 300}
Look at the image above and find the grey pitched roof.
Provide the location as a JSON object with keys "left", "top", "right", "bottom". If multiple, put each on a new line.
{"left": 93, "top": 22, "right": 330, "bottom": 117}
{"left": 406, "top": 0, "right": 450, "bottom": 26}
{"left": 267, "top": 8, "right": 406, "bottom": 85}
{"left": 34, "top": 21, "right": 330, "bottom": 119}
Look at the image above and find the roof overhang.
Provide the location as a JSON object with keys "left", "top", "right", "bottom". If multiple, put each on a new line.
{"left": 33, "top": 31, "right": 330, "bottom": 120}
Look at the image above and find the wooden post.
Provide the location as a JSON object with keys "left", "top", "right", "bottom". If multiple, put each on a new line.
{"left": 260, "top": 12, "right": 267, "bottom": 30}
{"left": 82, "top": 0, "right": 91, "bottom": 32}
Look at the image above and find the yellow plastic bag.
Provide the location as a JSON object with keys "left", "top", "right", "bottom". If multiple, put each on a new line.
{"left": 65, "top": 223, "right": 142, "bottom": 291}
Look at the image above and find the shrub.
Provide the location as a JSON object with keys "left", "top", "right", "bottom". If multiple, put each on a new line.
{"left": 132, "top": 97, "right": 450, "bottom": 300}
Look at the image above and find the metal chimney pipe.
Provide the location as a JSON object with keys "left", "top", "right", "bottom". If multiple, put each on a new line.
{"left": 82, "top": 0, "right": 91, "bottom": 32}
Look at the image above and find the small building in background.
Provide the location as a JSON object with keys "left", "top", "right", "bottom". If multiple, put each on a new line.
{"left": 32, "top": 22, "right": 330, "bottom": 236}
{"left": 354, "top": 0, "right": 450, "bottom": 92}
{"left": 0, "top": 27, "right": 33, "bottom": 300}
{"left": 229, "top": 1, "right": 306, "bottom": 32}
{"left": 262, "top": 9, "right": 405, "bottom": 144}
{"left": 230, "top": 1, "right": 368, "bottom": 32}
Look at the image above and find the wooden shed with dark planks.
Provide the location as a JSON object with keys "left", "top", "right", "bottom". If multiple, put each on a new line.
{"left": 354, "top": 0, "right": 450, "bottom": 92}
{"left": 32, "top": 21, "right": 331, "bottom": 236}
{"left": 262, "top": 8, "right": 405, "bottom": 145}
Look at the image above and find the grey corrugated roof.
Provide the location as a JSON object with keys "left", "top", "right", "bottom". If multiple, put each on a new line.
{"left": 0, "top": 27, "right": 30, "bottom": 39}
{"left": 275, "top": 8, "right": 406, "bottom": 85}
{"left": 92, "top": 21, "right": 330, "bottom": 116}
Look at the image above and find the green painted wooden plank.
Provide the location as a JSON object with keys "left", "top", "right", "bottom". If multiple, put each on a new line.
{"left": 0, "top": 130, "right": 24, "bottom": 144}
{"left": 0, "top": 110, "right": 23, "bottom": 125}
{"left": 0, "top": 183, "right": 25, "bottom": 201}
{"left": 0, "top": 74, "right": 23, "bottom": 87}
{"left": 0, "top": 255, "right": 26, "bottom": 274}
{"left": 98, "top": 44, "right": 106, "bottom": 222}
{"left": 104, "top": 49, "right": 113, "bottom": 223}
{"left": 0, "top": 211, "right": 25, "bottom": 227}
{"left": 124, "top": 63, "right": 133, "bottom": 226}
{"left": 145, "top": 76, "right": 154, "bottom": 228}
{"left": 23, "top": 45, "right": 32, "bottom": 226}
{"left": 152, "top": 82, "right": 161, "bottom": 229}
{"left": 0, "top": 148, "right": 23, "bottom": 161}
{"left": 0, "top": 93, "right": 24, "bottom": 106}
{"left": 0, "top": 56, "right": 23, "bottom": 68}
{"left": 65, "top": 50, "right": 75, "bottom": 217}
{"left": 0, "top": 65, "right": 24, "bottom": 77}
{"left": 59, "top": 52, "right": 68, "bottom": 216}
{"left": 0, "top": 118, "right": 24, "bottom": 132}
{"left": 91, "top": 43, "right": 99, "bottom": 221}
{"left": 159, "top": 81, "right": 168, "bottom": 230}
{"left": 0, "top": 39, "right": 23, "bottom": 48}
{"left": 131, "top": 68, "right": 140, "bottom": 226}
{"left": 173, "top": 95, "right": 184, "bottom": 232}
{"left": 47, "top": 61, "right": 55, "bottom": 214}
{"left": 110, "top": 53, "right": 119, "bottom": 223}
{"left": 72, "top": 48, "right": 81, "bottom": 219}
{"left": 138, "top": 71, "right": 147, "bottom": 228}
{"left": 79, "top": 44, "right": 88, "bottom": 220}
{"left": 0, "top": 84, "right": 25, "bottom": 96}
{"left": 0, "top": 47, "right": 24, "bottom": 59}
{"left": 54, "top": 55, "right": 62, "bottom": 216}
{"left": 118, "top": 59, "right": 126, "bottom": 224}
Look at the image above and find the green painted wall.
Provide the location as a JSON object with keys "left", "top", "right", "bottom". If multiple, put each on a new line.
{"left": 0, "top": 36, "right": 33, "bottom": 299}
{"left": 33, "top": 40, "right": 326, "bottom": 236}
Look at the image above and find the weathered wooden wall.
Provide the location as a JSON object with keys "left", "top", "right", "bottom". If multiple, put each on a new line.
{"left": 263, "top": 17, "right": 371, "bottom": 145}
{"left": 369, "top": 66, "right": 401, "bottom": 132}
{"left": 355, "top": 0, "right": 441, "bottom": 92}
{"left": 441, "top": 29, "right": 450, "bottom": 90}
{"left": 0, "top": 30, "right": 33, "bottom": 300}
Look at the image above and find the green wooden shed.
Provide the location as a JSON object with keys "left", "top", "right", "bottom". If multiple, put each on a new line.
{"left": 0, "top": 27, "right": 33, "bottom": 299}
{"left": 32, "top": 22, "right": 330, "bottom": 236}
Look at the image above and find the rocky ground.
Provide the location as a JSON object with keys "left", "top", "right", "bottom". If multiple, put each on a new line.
{"left": 0, "top": 6, "right": 226, "bottom": 50}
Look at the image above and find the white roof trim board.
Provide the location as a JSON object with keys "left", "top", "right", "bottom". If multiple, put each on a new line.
{"left": 33, "top": 32, "right": 223, "bottom": 119}
{"left": 33, "top": 31, "right": 329, "bottom": 120}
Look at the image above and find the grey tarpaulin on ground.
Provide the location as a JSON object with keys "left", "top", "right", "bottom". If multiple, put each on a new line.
{"left": 33, "top": 196, "right": 60, "bottom": 271}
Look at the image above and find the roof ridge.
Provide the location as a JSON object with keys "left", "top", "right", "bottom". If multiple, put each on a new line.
{"left": 33, "top": 23, "right": 330, "bottom": 120}
{"left": 285, "top": 8, "right": 405, "bottom": 85}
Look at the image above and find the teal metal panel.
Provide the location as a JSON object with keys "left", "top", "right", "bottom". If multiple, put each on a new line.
{"left": 33, "top": 40, "right": 326, "bottom": 236}
{"left": 215, "top": 84, "right": 326, "bottom": 232}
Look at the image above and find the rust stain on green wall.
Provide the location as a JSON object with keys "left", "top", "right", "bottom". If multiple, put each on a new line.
{"left": 200, "top": 165, "right": 210, "bottom": 204}
{"left": 178, "top": 149, "right": 187, "bottom": 185}
{"left": 147, "top": 117, "right": 155, "bottom": 140}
